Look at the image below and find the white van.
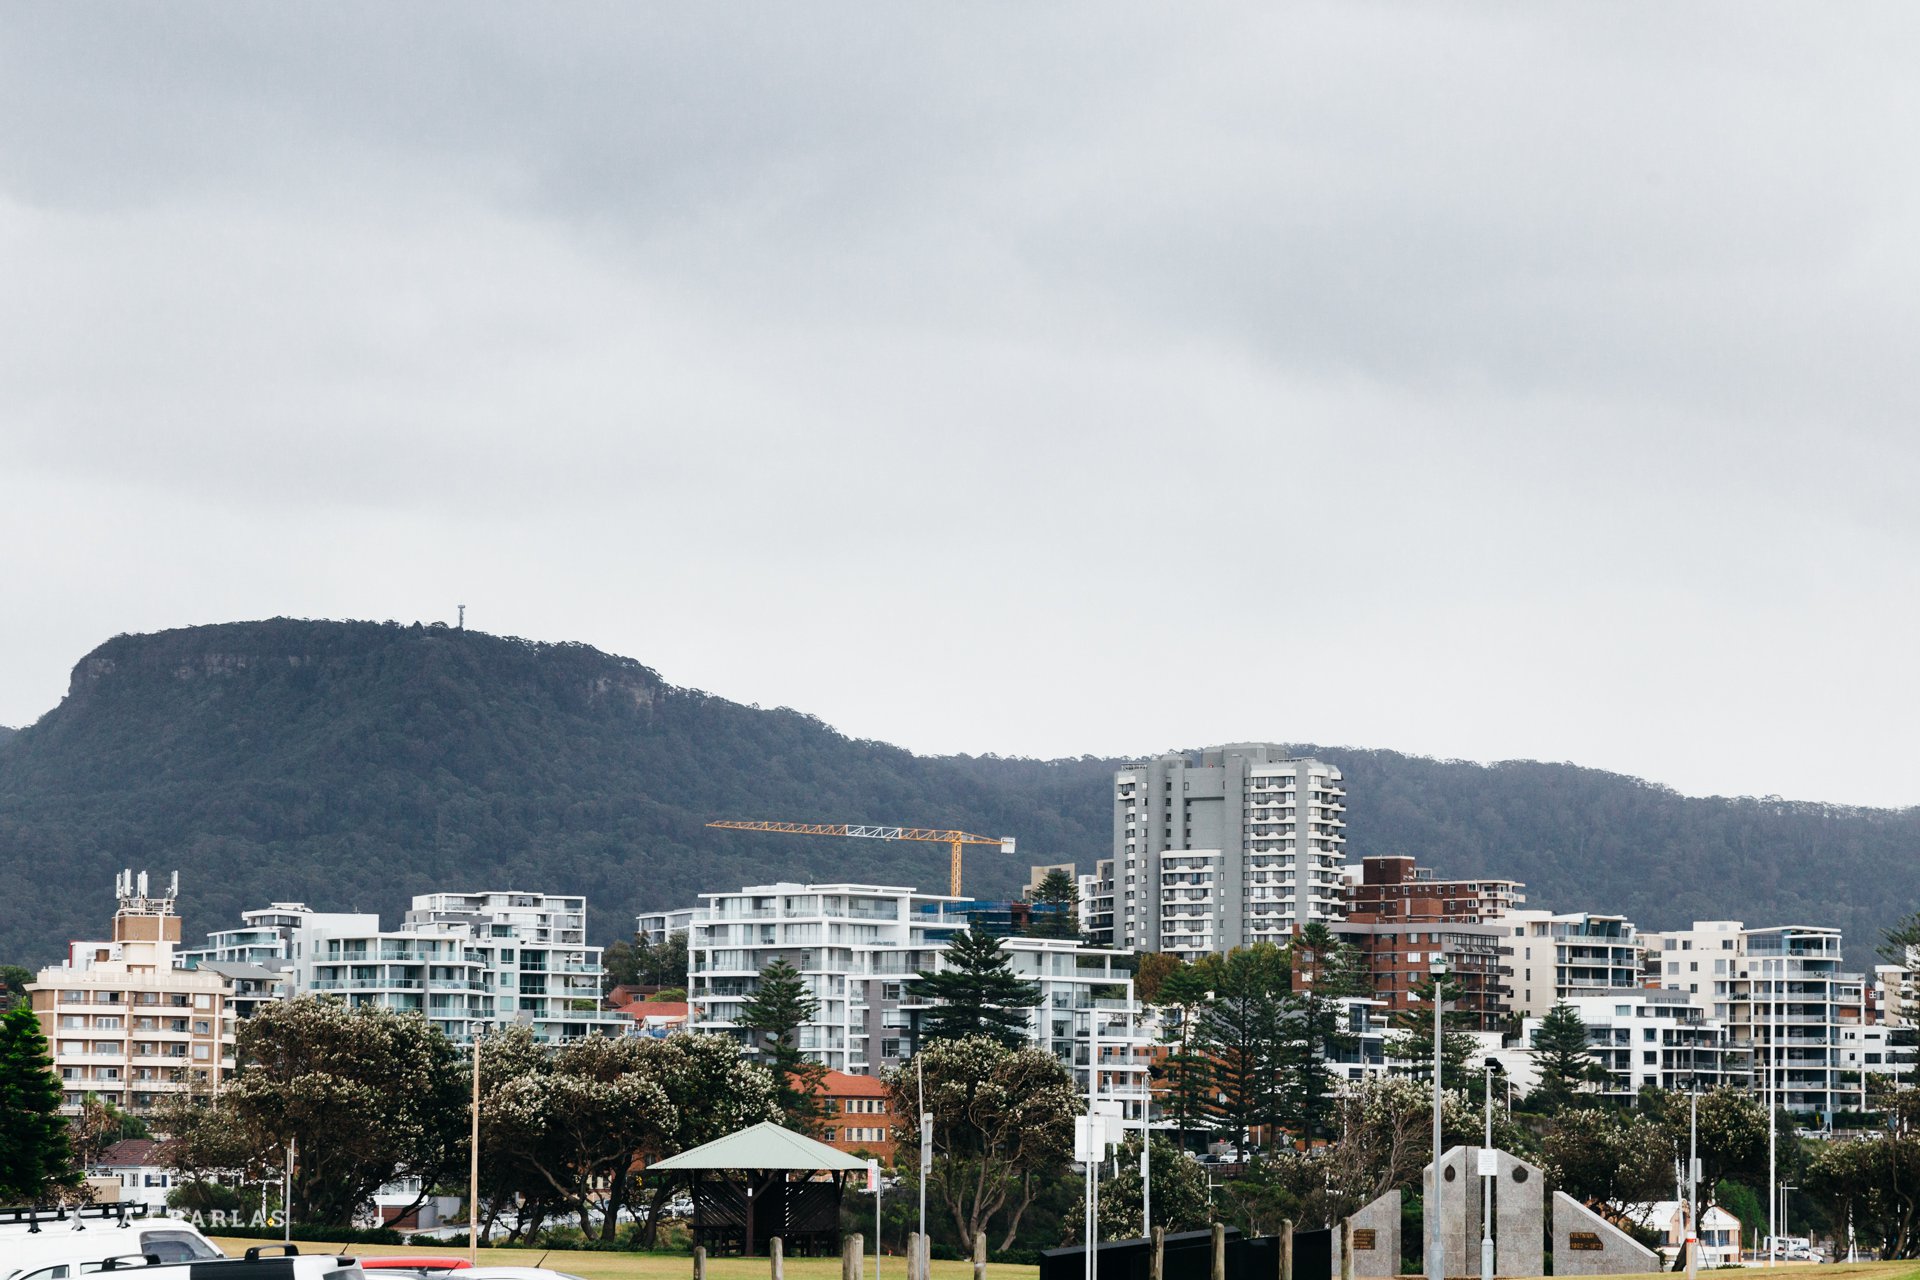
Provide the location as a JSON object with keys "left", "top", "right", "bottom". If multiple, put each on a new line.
{"left": 8, "top": 1245, "right": 363, "bottom": 1280}
{"left": 0, "top": 1205, "right": 222, "bottom": 1280}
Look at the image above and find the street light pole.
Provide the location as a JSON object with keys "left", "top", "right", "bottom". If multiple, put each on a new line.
{"left": 1686, "top": 1087, "right": 1698, "bottom": 1280}
{"left": 1767, "top": 964, "right": 1777, "bottom": 1268}
{"left": 1428, "top": 959, "right": 1448, "bottom": 1280}
{"left": 1481, "top": 1064, "right": 1494, "bottom": 1280}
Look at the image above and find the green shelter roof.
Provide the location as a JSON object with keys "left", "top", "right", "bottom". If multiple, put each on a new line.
{"left": 648, "top": 1121, "right": 870, "bottom": 1172}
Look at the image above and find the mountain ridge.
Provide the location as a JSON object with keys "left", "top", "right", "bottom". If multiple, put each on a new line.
{"left": 0, "top": 619, "right": 1911, "bottom": 966}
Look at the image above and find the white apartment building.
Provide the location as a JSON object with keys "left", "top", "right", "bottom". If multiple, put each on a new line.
{"left": 1840, "top": 1023, "right": 1917, "bottom": 1081}
{"left": 684, "top": 882, "right": 1151, "bottom": 1117}
{"left": 1523, "top": 986, "right": 1747, "bottom": 1100}
{"left": 1645, "top": 921, "right": 1869, "bottom": 1118}
{"left": 1088, "top": 747, "right": 1347, "bottom": 959}
{"left": 29, "top": 874, "right": 236, "bottom": 1117}
{"left": 1505, "top": 909, "right": 1644, "bottom": 1019}
{"left": 637, "top": 908, "right": 696, "bottom": 944}
{"left": 183, "top": 891, "right": 621, "bottom": 1043}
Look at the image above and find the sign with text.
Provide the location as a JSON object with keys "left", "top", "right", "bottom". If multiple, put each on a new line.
{"left": 1568, "top": 1232, "right": 1604, "bottom": 1251}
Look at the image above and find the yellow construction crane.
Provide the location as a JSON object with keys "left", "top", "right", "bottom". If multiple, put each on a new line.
{"left": 706, "top": 820, "right": 1016, "bottom": 897}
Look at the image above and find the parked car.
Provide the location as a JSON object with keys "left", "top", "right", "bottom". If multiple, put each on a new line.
{"left": 0, "top": 1207, "right": 223, "bottom": 1280}
{"left": 357, "top": 1262, "right": 471, "bottom": 1272}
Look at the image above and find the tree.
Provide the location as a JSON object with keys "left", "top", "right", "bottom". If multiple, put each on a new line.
{"left": 222, "top": 996, "right": 466, "bottom": 1227}
{"left": 628, "top": 1032, "right": 781, "bottom": 1247}
{"left": 486, "top": 1031, "right": 674, "bottom": 1239}
{"left": 1153, "top": 963, "right": 1215, "bottom": 1148}
{"left": 1542, "top": 1108, "right": 1674, "bottom": 1209}
{"left": 1026, "top": 870, "right": 1081, "bottom": 940}
{"left": 909, "top": 924, "right": 1041, "bottom": 1050}
{"left": 1644, "top": 1086, "right": 1770, "bottom": 1194}
{"left": 1281, "top": 923, "right": 1370, "bottom": 1142}
{"left": 603, "top": 933, "right": 689, "bottom": 991}
{"left": 889, "top": 1034, "right": 1077, "bottom": 1250}
{"left": 0, "top": 1004, "right": 73, "bottom": 1203}
{"left": 738, "top": 959, "right": 826, "bottom": 1130}
{"left": 0, "top": 966, "right": 32, "bottom": 1014}
{"left": 1805, "top": 1128, "right": 1920, "bottom": 1259}
{"left": 1061, "top": 1133, "right": 1211, "bottom": 1240}
{"left": 1530, "top": 1003, "right": 1603, "bottom": 1109}
{"left": 1134, "top": 952, "right": 1185, "bottom": 1006}
{"left": 68, "top": 1094, "right": 147, "bottom": 1170}
{"left": 1386, "top": 972, "right": 1477, "bottom": 1089}
{"left": 1195, "top": 945, "right": 1290, "bottom": 1150}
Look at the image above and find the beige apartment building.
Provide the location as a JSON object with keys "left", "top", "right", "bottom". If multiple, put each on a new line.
{"left": 29, "top": 873, "right": 236, "bottom": 1116}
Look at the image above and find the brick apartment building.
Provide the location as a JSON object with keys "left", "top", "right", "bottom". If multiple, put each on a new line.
{"left": 1334, "top": 856, "right": 1522, "bottom": 1032}
{"left": 814, "top": 1069, "right": 898, "bottom": 1163}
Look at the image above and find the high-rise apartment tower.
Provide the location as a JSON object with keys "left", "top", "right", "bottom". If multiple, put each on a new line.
{"left": 1087, "top": 745, "right": 1346, "bottom": 958}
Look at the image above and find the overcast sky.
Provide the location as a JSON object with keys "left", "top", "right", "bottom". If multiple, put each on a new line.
{"left": 4, "top": 5, "right": 1918, "bottom": 807}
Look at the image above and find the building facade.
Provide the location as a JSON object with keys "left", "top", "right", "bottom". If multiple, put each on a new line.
{"left": 29, "top": 875, "right": 237, "bottom": 1116}
{"left": 1336, "top": 856, "right": 1522, "bottom": 1031}
{"left": 1505, "top": 910, "right": 1644, "bottom": 1019}
{"left": 1529, "top": 987, "right": 1747, "bottom": 1100}
{"left": 683, "top": 882, "right": 1150, "bottom": 1116}
{"left": 814, "top": 1069, "right": 899, "bottom": 1160}
{"left": 1645, "top": 921, "right": 1869, "bottom": 1119}
{"left": 183, "top": 892, "right": 620, "bottom": 1043}
{"left": 1088, "top": 747, "right": 1347, "bottom": 958}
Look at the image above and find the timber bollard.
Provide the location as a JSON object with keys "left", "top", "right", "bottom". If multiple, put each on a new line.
{"left": 1211, "top": 1223, "right": 1227, "bottom": 1280}
{"left": 1150, "top": 1225, "right": 1165, "bottom": 1280}
{"left": 771, "top": 1236, "right": 785, "bottom": 1280}
{"left": 974, "top": 1230, "right": 987, "bottom": 1280}
{"left": 844, "top": 1232, "right": 864, "bottom": 1280}
{"left": 693, "top": 1246, "right": 707, "bottom": 1280}
{"left": 1279, "top": 1219, "right": 1294, "bottom": 1280}
{"left": 1339, "top": 1219, "right": 1353, "bottom": 1280}
{"left": 907, "top": 1231, "right": 921, "bottom": 1280}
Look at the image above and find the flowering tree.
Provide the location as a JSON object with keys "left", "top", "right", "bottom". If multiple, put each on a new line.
{"left": 889, "top": 1034, "right": 1077, "bottom": 1250}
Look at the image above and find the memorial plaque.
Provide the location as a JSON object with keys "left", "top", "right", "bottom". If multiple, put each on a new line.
{"left": 1568, "top": 1232, "right": 1603, "bottom": 1251}
{"left": 1351, "top": 1229, "right": 1376, "bottom": 1251}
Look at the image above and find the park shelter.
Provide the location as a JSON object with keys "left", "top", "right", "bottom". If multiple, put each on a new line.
{"left": 649, "top": 1121, "right": 866, "bottom": 1257}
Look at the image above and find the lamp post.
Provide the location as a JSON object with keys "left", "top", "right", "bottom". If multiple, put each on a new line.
{"left": 1767, "top": 963, "right": 1778, "bottom": 1268}
{"left": 1427, "top": 958, "right": 1448, "bottom": 1280}
{"left": 1686, "top": 1087, "right": 1698, "bottom": 1280}
{"left": 1481, "top": 1064, "right": 1494, "bottom": 1280}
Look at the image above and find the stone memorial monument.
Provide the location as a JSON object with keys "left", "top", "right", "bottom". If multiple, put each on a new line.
{"left": 1550, "top": 1192, "right": 1660, "bottom": 1276}
{"left": 1421, "top": 1146, "right": 1544, "bottom": 1278}
{"left": 1336, "top": 1190, "right": 1401, "bottom": 1279}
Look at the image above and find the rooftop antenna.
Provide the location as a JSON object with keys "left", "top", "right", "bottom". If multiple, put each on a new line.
{"left": 136, "top": 871, "right": 150, "bottom": 899}
{"left": 457, "top": 604, "right": 466, "bottom": 630}
{"left": 168, "top": 871, "right": 180, "bottom": 900}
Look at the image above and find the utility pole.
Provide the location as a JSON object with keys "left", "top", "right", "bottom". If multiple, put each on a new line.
{"left": 1427, "top": 959, "right": 1448, "bottom": 1280}
{"left": 1481, "top": 1064, "right": 1494, "bottom": 1280}
{"left": 1141, "top": 1097, "right": 1152, "bottom": 1242}
{"left": 470, "top": 1030, "right": 482, "bottom": 1267}
{"left": 1767, "top": 964, "right": 1777, "bottom": 1268}
{"left": 917, "top": 1054, "right": 930, "bottom": 1280}
{"left": 1686, "top": 1087, "right": 1698, "bottom": 1280}
{"left": 283, "top": 1137, "right": 295, "bottom": 1245}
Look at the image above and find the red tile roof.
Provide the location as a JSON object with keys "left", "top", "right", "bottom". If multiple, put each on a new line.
{"left": 619, "top": 1001, "right": 690, "bottom": 1018}
{"left": 817, "top": 1069, "right": 890, "bottom": 1098}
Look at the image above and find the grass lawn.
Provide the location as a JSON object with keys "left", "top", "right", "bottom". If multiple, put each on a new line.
{"left": 208, "top": 1239, "right": 1920, "bottom": 1280}
{"left": 208, "top": 1237, "right": 1034, "bottom": 1280}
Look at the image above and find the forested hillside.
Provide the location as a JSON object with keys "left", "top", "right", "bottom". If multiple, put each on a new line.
{"left": 0, "top": 619, "right": 1913, "bottom": 966}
